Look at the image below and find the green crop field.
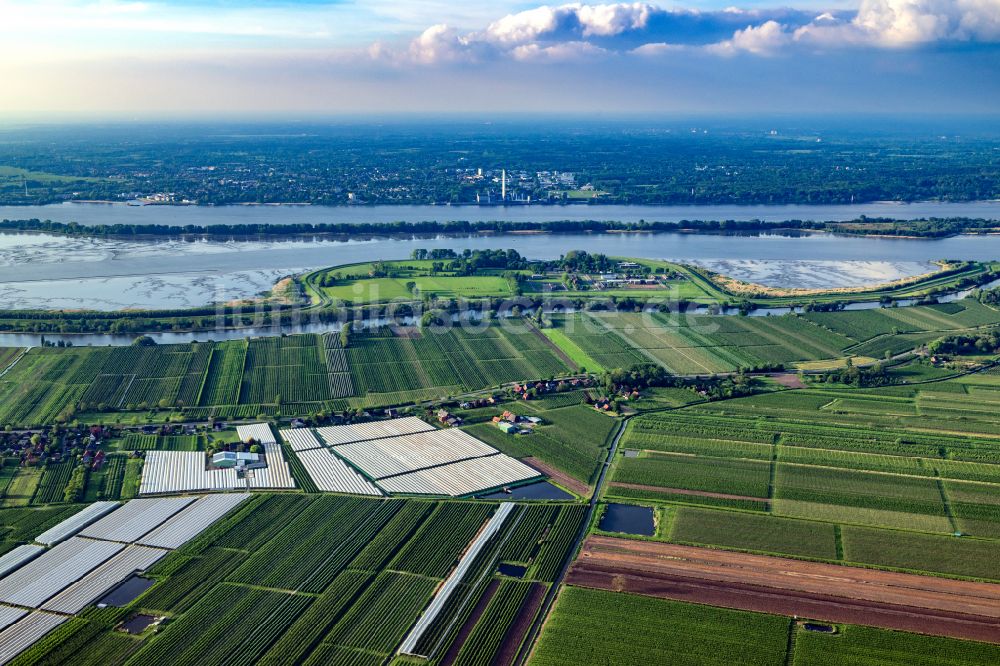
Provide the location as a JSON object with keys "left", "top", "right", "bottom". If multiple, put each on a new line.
{"left": 347, "top": 325, "right": 571, "bottom": 408}
{"left": 1, "top": 467, "right": 42, "bottom": 507}
{"left": 773, "top": 464, "right": 946, "bottom": 516}
{"left": 533, "top": 588, "right": 1000, "bottom": 666}
{"left": 197, "top": 340, "right": 246, "bottom": 406}
{"left": 546, "top": 314, "right": 648, "bottom": 371}
{"left": 804, "top": 300, "right": 1000, "bottom": 343}
{"left": 669, "top": 506, "right": 838, "bottom": 559}
{"left": 841, "top": 526, "right": 1000, "bottom": 580}
{"left": 611, "top": 452, "right": 771, "bottom": 498}
{"left": 10, "top": 495, "right": 583, "bottom": 666}
{"left": 239, "top": 335, "right": 332, "bottom": 405}
{"left": 322, "top": 275, "right": 515, "bottom": 304}
{"left": 792, "top": 624, "right": 1000, "bottom": 666}
{"left": 540, "top": 327, "right": 603, "bottom": 372}
{"left": 530, "top": 587, "right": 791, "bottom": 666}
{"left": 772, "top": 499, "right": 954, "bottom": 533}
{"left": 0, "top": 504, "right": 80, "bottom": 555}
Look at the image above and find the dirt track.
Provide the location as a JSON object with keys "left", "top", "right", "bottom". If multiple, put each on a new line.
{"left": 494, "top": 583, "right": 546, "bottom": 666}
{"left": 524, "top": 457, "right": 590, "bottom": 497}
{"left": 567, "top": 536, "right": 1000, "bottom": 643}
{"left": 608, "top": 482, "right": 769, "bottom": 504}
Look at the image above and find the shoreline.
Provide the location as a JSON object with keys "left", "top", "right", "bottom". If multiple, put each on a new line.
{"left": 0, "top": 225, "right": 995, "bottom": 243}
{"left": 5, "top": 198, "right": 1000, "bottom": 209}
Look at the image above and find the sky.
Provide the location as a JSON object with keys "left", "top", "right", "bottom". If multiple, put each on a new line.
{"left": 1, "top": 0, "right": 998, "bottom": 118}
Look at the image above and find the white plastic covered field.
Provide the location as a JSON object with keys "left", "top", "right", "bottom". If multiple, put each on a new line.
{"left": 139, "top": 437, "right": 294, "bottom": 495}
{"left": 0, "top": 493, "right": 248, "bottom": 663}
{"left": 292, "top": 447, "right": 382, "bottom": 495}
{"left": 291, "top": 418, "right": 542, "bottom": 497}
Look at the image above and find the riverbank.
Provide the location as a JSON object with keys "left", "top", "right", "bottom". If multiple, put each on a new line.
{"left": 5, "top": 216, "right": 1000, "bottom": 241}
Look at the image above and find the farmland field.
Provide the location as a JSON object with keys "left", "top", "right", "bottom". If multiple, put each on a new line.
{"left": 529, "top": 587, "right": 1000, "bottom": 666}
{"left": 793, "top": 624, "right": 1000, "bottom": 666}
{"left": 5, "top": 495, "right": 584, "bottom": 665}
{"left": 668, "top": 506, "right": 838, "bottom": 559}
{"left": 468, "top": 404, "right": 617, "bottom": 485}
{"left": 612, "top": 452, "right": 771, "bottom": 498}
{"left": 841, "top": 526, "right": 1000, "bottom": 580}
{"left": 3, "top": 262, "right": 1000, "bottom": 663}
{"left": 530, "top": 586, "right": 791, "bottom": 666}
{"left": 347, "top": 325, "right": 571, "bottom": 408}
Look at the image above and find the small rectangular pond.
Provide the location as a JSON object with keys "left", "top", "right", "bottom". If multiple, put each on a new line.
{"left": 599, "top": 503, "right": 655, "bottom": 536}
{"left": 479, "top": 481, "right": 574, "bottom": 501}
{"left": 98, "top": 575, "right": 156, "bottom": 607}
{"left": 119, "top": 614, "right": 160, "bottom": 635}
{"left": 497, "top": 563, "right": 528, "bottom": 579}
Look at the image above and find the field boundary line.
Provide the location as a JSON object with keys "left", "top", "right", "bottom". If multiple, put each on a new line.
{"left": 936, "top": 478, "right": 960, "bottom": 534}
{"left": 0, "top": 347, "right": 29, "bottom": 380}
{"left": 116, "top": 374, "right": 137, "bottom": 408}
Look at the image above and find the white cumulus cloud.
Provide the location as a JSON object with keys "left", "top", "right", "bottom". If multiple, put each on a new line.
{"left": 376, "top": 0, "right": 1000, "bottom": 65}
{"left": 795, "top": 0, "right": 1000, "bottom": 47}
{"left": 484, "top": 3, "right": 655, "bottom": 44}
{"left": 710, "top": 20, "right": 791, "bottom": 56}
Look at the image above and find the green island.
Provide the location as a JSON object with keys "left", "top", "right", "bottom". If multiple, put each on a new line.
{"left": 1, "top": 250, "right": 997, "bottom": 335}
{"left": 2, "top": 251, "right": 1000, "bottom": 665}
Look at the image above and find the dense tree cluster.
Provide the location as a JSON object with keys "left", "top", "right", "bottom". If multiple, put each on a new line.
{"left": 1, "top": 122, "right": 998, "bottom": 205}
{"left": 410, "top": 248, "right": 528, "bottom": 273}
{"left": 929, "top": 332, "right": 1000, "bottom": 356}
{"left": 602, "top": 363, "right": 765, "bottom": 400}
{"left": 816, "top": 361, "right": 894, "bottom": 387}
{"left": 4, "top": 216, "right": 1000, "bottom": 242}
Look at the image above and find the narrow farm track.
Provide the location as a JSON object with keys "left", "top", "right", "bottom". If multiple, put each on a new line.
{"left": 523, "top": 320, "right": 577, "bottom": 371}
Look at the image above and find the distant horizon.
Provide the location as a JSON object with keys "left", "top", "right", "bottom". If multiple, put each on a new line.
{"left": 2, "top": 1, "right": 999, "bottom": 116}
{"left": 3, "top": 112, "right": 1000, "bottom": 128}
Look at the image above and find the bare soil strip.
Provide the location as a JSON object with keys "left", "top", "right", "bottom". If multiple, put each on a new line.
{"left": 494, "top": 582, "right": 547, "bottom": 666}
{"left": 440, "top": 578, "right": 501, "bottom": 666}
{"left": 608, "top": 482, "right": 769, "bottom": 503}
{"left": 566, "top": 537, "right": 1000, "bottom": 644}
{"left": 524, "top": 457, "right": 590, "bottom": 498}
{"left": 768, "top": 373, "right": 807, "bottom": 389}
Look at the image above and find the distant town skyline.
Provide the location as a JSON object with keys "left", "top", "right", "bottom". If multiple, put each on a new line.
{"left": 1, "top": 1, "right": 998, "bottom": 117}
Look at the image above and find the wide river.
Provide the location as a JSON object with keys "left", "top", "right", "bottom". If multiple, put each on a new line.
{"left": 3, "top": 227, "right": 1000, "bottom": 312}
{"left": 0, "top": 200, "right": 998, "bottom": 311}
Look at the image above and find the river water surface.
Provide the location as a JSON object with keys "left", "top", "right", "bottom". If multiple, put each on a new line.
{"left": 3, "top": 230, "right": 1000, "bottom": 310}
{"left": 3, "top": 200, "right": 1000, "bottom": 225}
{"left": 1, "top": 201, "right": 1000, "bottom": 310}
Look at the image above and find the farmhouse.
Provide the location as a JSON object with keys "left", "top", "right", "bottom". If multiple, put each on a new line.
{"left": 497, "top": 421, "right": 518, "bottom": 434}
{"left": 139, "top": 424, "right": 295, "bottom": 495}
{"left": 210, "top": 451, "right": 261, "bottom": 469}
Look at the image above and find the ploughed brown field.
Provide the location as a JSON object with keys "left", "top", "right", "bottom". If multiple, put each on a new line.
{"left": 567, "top": 536, "right": 1000, "bottom": 643}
